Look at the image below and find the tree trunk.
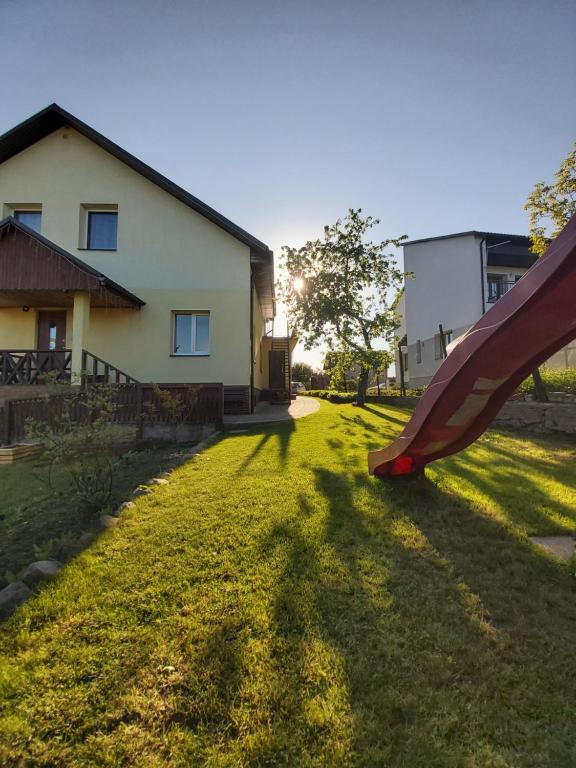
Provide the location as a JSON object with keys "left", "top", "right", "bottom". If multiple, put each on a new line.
{"left": 531, "top": 367, "right": 549, "bottom": 402}
{"left": 357, "top": 368, "right": 370, "bottom": 406}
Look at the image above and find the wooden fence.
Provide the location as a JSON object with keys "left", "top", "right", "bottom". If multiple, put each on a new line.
{"left": 0, "top": 383, "right": 223, "bottom": 446}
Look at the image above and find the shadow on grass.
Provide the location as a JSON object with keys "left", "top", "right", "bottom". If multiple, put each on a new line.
{"left": 235, "top": 420, "right": 296, "bottom": 474}
{"left": 440, "top": 439, "right": 576, "bottom": 533}
{"left": 358, "top": 403, "right": 410, "bottom": 426}
{"left": 305, "top": 464, "right": 576, "bottom": 763}
{"left": 0, "top": 443, "right": 183, "bottom": 586}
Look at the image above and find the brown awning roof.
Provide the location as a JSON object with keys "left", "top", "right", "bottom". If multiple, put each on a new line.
{"left": 0, "top": 217, "right": 145, "bottom": 309}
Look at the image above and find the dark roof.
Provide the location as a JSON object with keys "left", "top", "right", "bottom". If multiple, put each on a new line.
{"left": 403, "top": 230, "right": 531, "bottom": 246}
{"left": 0, "top": 104, "right": 275, "bottom": 316}
{"left": 403, "top": 230, "right": 537, "bottom": 270}
{"left": 0, "top": 216, "right": 145, "bottom": 308}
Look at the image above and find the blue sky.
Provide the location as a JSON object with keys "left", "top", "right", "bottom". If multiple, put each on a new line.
{"left": 1, "top": 0, "right": 574, "bottom": 368}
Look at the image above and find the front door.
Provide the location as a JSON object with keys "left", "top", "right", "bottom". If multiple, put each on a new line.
{"left": 269, "top": 350, "right": 286, "bottom": 390}
{"left": 38, "top": 311, "right": 67, "bottom": 351}
{"left": 37, "top": 311, "right": 67, "bottom": 374}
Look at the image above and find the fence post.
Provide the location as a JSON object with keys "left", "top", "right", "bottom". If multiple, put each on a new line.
{"left": 136, "top": 384, "right": 144, "bottom": 440}
{"left": 0, "top": 404, "right": 6, "bottom": 446}
{"left": 2, "top": 400, "right": 13, "bottom": 446}
{"left": 217, "top": 383, "right": 224, "bottom": 429}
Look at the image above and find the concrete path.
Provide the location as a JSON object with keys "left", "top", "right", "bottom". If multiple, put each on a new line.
{"left": 224, "top": 396, "right": 320, "bottom": 428}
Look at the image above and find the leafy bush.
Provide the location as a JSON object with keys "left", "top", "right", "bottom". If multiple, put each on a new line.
{"left": 302, "top": 390, "right": 357, "bottom": 403}
{"left": 375, "top": 387, "right": 425, "bottom": 398}
{"left": 519, "top": 367, "right": 576, "bottom": 395}
{"left": 302, "top": 388, "right": 423, "bottom": 403}
{"left": 25, "top": 382, "right": 130, "bottom": 518}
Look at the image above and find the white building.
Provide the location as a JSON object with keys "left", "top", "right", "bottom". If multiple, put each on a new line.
{"left": 396, "top": 230, "right": 575, "bottom": 388}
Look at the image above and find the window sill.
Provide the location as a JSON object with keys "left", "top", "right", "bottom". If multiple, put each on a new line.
{"left": 78, "top": 248, "right": 118, "bottom": 252}
{"left": 170, "top": 353, "right": 210, "bottom": 357}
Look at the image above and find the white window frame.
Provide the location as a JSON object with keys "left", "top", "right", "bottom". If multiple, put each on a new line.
{"left": 172, "top": 311, "right": 210, "bottom": 356}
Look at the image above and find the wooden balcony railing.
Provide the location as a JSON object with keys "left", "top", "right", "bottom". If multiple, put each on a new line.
{"left": 81, "top": 350, "right": 139, "bottom": 386}
{"left": 0, "top": 350, "right": 72, "bottom": 385}
{"left": 0, "top": 349, "right": 138, "bottom": 386}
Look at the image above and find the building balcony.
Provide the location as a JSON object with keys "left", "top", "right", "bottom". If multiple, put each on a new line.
{"left": 487, "top": 279, "right": 517, "bottom": 304}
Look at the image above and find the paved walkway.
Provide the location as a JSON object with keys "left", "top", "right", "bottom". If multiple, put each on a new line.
{"left": 224, "top": 396, "right": 320, "bottom": 428}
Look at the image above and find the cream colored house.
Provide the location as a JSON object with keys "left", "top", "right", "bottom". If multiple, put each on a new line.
{"left": 0, "top": 104, "right": 294, "bottom": 412}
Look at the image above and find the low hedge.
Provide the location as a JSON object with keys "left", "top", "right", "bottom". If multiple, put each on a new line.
{"left": 519, "top": 367, "right": 576, "bottom": 395}
{"left": 302, "top": 390, "right": 356, "bottom": 403}
{"left": 302, "top": 389, "right": 423, "bottom": 403}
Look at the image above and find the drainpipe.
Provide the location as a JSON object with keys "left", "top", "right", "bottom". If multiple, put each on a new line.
{"left": 479, "top": 237, "right": 486, "bottom": 315}
{"left": 249, "top": 274, "right": 254, "bottom": 413}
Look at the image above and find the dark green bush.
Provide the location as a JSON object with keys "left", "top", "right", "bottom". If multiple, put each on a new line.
{"left": 302, "top": 388, "right": 423, "bottom": 403}
{"left": 302, "top": 390, "right": 356, "bottom": 403}
{"left": 519, "top": 367, "right": 576, "bottom": 395}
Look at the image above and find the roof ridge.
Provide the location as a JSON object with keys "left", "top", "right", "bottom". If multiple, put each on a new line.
{"left": 0, "top": 104, "right": 272, "bottom": 257}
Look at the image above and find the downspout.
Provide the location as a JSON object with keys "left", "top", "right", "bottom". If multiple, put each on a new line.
{"left": 250, "top": 272, "right": 255, "bottom": 413}
{"left": 479, "top": 237, "right": 486, "bottom": 315}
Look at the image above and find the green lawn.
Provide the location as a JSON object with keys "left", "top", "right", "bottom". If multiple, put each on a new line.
{"left": 0, "top": 444, "right": 183, "bottom": 586}
{"left": 1, "top": 402, "right": 576, "bottom": 767}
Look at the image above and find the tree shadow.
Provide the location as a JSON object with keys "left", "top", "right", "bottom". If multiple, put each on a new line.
{"left": 235, "top": 432, "right": 274, "bottom": 474}
{"left": 439, "top": 437, "right": 576, "bottom": 533}
{"left": 234, "top": 420, "right": 296, "bottom": 474}
{"left": 307, "top": 460, "right": 576, "bottom": 764}
{"left": 359, "top": 403, "right": 410, "bottom": 426}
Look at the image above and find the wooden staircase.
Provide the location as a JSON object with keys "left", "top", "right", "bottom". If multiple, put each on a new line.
{"left": 269, "top": 337, "right": 291, "bottom": 396}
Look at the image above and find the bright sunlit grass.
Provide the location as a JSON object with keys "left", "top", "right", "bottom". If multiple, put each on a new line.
{"left": 1, "top": 401, "right": 576, "bottom": 767}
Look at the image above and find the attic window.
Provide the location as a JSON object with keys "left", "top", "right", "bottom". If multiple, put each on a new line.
{"left": 14, "top": 210, "right": 42, "bottom": 233}
{"left": 79, "top": 204, "right": 118, "bottom": 250}
{"left": 87, "top": 211, "right": 118, "bottom": 250}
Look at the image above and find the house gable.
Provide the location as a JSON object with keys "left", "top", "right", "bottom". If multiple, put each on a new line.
{"left": 0, "top": 104, "right": 274, "bottom": 317}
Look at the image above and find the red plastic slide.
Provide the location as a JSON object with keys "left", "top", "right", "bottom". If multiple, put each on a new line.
{"left": 368, "top": 215, "right": 576, "bottom": 477}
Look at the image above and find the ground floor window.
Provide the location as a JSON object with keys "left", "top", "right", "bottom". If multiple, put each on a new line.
{"left": 172, "top": 312, "right": 210, "bottom": 355}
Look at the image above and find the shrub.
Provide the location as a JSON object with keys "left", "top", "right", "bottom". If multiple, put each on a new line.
{"left": 301, "top": 390, "right": 357, "bottom": 403}
{"left": 25, "top": 382, "right": 130, "bottom": 519}
{"left": 519, "top": 367, "right": 576, "bottom": 395}
{"left": 302, "top": 388, "right": 424, "bottom": 403}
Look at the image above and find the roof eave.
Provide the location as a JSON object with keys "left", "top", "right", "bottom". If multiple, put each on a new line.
{"left": 403, "top": 231, "right": 531, "bottom": 247}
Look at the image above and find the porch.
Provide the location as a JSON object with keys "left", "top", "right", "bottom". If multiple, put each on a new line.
{"left": 0, "top": 216, "right": 144, "bottom": 385}
{"left": 0, "top": 349, "right": 137, "bottom": 386}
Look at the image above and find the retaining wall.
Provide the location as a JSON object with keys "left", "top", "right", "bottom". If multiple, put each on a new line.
{"left": 494, "top": 402, "right": 576, "bottom": 434}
